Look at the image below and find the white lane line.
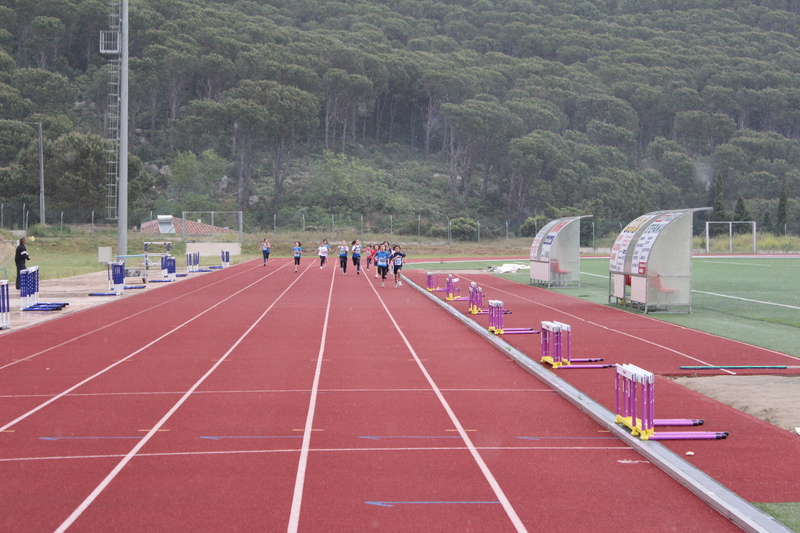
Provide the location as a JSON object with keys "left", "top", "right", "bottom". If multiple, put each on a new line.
{"left": 0, "top": 263, "right": 267, "bottom": 371}
{"left": 0, "top": 388, "right": 556, "bottom": 399}
{"left": 286, "top": 265, "right": 336, "bottom": 533}
{"left": 53, "top": 261, "right": 308, "bottom": 533}
{"left": 692, "top": 290, "right": 800, "bottom": 310}
{"left": 470, "top": 277, "right": 737, "bottom": 375}
{"left": 1, "top": 445, "right": 633, "bottom": 463}
{"left": 368, "top": 280, "right": 528, "bottom": 533}
{"left": 0, "top": 264, "right": 289, "bottom": 434}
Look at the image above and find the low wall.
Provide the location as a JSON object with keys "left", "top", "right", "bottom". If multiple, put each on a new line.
{"left": 186, "top": 242, "right": 241, "bottom": 257}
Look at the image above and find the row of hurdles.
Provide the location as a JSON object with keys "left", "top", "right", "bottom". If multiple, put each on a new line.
{"left": 89, "top": 251, "right": 231, "bottom": 296}
{"left": 425, "top": 271, "right": 728, "bottom": 441}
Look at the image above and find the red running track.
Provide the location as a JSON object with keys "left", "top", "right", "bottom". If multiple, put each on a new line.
{"left": 0, "top": 259, "right": 761, "bottom": 532}
{"left": 404, "top": 271, "right": 800, "bottom": 504}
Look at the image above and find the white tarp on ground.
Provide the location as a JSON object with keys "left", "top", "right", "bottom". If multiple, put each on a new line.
{"left": 488, "top": 263, "right": 531, "bottom": 274}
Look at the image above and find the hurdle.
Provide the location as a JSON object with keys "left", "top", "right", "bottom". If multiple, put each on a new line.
{"left": 426, "top": 272, "right": 446, "bottom": 292}
{"left": 90, "top": 261, "right": 128, "bottom": 296}
{"left": 209, "top": 250, "right": 229, "bottom": 270}
{"left": 615, "top": 363, "right": 728, "bottom": 440}
{"left": 446, "top": 276, "right": 469, "bottom": 301}
{"left": 487, "top": 300, "right": 539, "bottom": 335}
{"left": 149, "top": 256, "right": 177, "bottom": 283}
{"left": 469, "top": 284, "right": 511, "bottom": 315}
{"left": 540, "top": 321, "right": 610, "bottom": 369}
{"left": 187, "top": 252, "right": 200, "bottom": 273}
{"left": 468, "top": 283, "right": 487, "bottom": 314}
{"left": 19, "top": 267, "right": 68, "bottom": 311}
{"left": 0, "top": 280, "right": 10, "bottom": 330}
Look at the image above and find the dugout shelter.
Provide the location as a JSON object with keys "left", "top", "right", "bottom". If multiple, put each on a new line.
{"left": 608, "top": 208, "right": 710, "bottom": 313}
{"left": 529, "top": 216, "right": 591, "bottom": 287}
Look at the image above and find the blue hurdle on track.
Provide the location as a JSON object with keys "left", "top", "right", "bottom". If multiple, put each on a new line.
{"left": 19, "top": 266, "right": 68, "bottom": 311}
{"left": 150, "top": 256, "right": 177, "bottom": 283}
{"left": 0, "top": 280, "right": 10, "bottom": 330}
{"left": 187, "top": 252, "right": 200, "bottom": 273}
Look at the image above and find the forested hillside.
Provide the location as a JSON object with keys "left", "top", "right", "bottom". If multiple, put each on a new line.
{"left": 1, "top": 0, "right": 799, "bottom": 236}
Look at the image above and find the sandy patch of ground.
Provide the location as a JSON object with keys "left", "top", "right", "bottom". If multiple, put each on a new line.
{"left": 674, "top": 375, "right": 800, "bottom": 434}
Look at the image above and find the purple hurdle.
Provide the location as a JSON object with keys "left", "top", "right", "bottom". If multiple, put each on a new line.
{"left": 426, "top": 272, "right": 446, "bottom": 292}
{"left": 446, "top": 276, "right": 469, "bottom": 301}
{"left": 615, "top": 364, "right": 728, "bottom": 441}
{"left": 540, "top": 321, "right": 610, "bottom": 369}
{"left": 488, "top": 300, "right": 539, "bottom": 335}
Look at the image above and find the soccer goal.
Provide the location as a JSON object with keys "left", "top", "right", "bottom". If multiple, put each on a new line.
{"left": 704, "top": 221, "right": 756, "bottom": 253}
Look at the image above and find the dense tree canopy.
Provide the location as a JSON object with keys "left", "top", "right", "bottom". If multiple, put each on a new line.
{"left": 0, "top": 0, "right": 799, "bottom": 234}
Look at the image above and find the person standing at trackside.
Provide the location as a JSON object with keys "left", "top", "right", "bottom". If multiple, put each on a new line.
{"left": 374, "top": 243, "right": 391, "bottom": 287}
{"left": 318, "top": 239, "right": 329, "bottom": 269}
{"left": 337, "top": 240, "right": 349, "bottom": 275}
{"left": 292, "top": 241, "right": 303, "bottom": 272}
{"left": 351, "top": 239, "right": 362, "bottom": 275}
{"left": 390, "top": 245, "right": 406, "bottom": 288}
{"left": 261, "top": 238, "right": 271, "bottom": 266}
{"left": 15, "top": 236, "right": 31, "bottom": 290}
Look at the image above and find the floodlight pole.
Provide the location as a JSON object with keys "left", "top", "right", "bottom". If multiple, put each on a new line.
{"left": 117, "top": 0, "right": 129, "bottom": 258}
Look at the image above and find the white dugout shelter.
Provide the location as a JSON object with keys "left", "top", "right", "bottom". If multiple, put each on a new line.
{"left": 529, "top": 216, "right": 591, "bottom": 287}
{"left": 608, "top": 208, "right": 710, "bottom": 313}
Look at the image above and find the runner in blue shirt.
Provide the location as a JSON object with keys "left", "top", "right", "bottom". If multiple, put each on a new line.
{"left": 374, "top": 243, "right": 391, "bottom": 287}
{"left": 292, "top": 241, "right": 303, "bottom": 272}
{"left": 390, "top": 245, "right": 406, "bottom": 288}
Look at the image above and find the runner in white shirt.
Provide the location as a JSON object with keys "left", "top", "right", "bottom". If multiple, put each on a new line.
{"left": 317, "top": 239, "right": 329, "bottom": 269}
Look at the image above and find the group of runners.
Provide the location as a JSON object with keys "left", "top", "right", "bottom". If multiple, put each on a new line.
{"left": 272, "top": 238, "right": 406, "bottom": 287}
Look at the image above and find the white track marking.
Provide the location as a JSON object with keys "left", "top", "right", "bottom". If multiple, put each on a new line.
{"left": 53, "top": 261, "right": 308, "bottom": 533}
{"left": 367, "top": 279, "right": 529, "bottom": 533}
{"left": 2, "top": 445, "right": 632, "bottom": 464}
{"left": 0, "top": 264, "right": 290, "bottom": 433}
{"left": 286, "top": 266, "right": 336, "bottom": 533}
{"left": 0, "top": 388, "right": 557, "bottom": 399}
{"left": 471, "top": 278, "right": 738, "bottom": 375}
{"left": 0, "top": 263, "right": 271, "bottom": 371}
{"left": 692, "top": 290, "right": 800, "bottom": 310}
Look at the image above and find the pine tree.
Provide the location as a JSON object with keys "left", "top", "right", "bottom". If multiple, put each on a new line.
{"left": 762, "top": 211, "right": 774, "bottom": 234}
{"left": 711, "top": 177, "right": 729, "bottom": 221}
{"left": 733, "top": 195, "right": 751, "bottom": 234}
